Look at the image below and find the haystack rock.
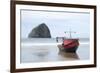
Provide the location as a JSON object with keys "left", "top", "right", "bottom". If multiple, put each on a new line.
{"left": 28, "top": 23, "right": 51, "bottom": 38}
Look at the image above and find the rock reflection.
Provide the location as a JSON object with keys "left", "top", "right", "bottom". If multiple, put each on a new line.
{"left": 33, "top": 52, "right": 48, "bottom": 57}
{"left": 58, "top": 51, "right": 79, "bottom": 60}
{"left": 32, "top": 49, "right": 49, "bottom": 57}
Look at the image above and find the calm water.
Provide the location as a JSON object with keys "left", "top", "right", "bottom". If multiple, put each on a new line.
{"left": 20, "top": 38, "right": 90, "bottom": 63}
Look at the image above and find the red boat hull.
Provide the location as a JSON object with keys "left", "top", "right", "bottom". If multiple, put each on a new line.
{"left": 58, "top": 39, "right": 79, "bottom": 53}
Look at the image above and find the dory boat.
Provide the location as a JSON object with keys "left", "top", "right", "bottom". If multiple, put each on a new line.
{"left": 57, "top": 28, "right": 79, "bottom": 53}
{"left": 58, "top": 39, "right": 79, "bottom": 53}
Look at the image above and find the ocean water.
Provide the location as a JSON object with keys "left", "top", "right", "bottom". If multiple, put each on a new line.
{"left": 20, "top": 38, "right": 90, "bottom": 63}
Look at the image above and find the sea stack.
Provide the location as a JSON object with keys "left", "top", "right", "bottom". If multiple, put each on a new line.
{"left": 28, "top": 23, "right": 51, "bottom": 38}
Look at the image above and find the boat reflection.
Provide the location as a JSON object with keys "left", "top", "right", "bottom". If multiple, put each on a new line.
{"left": 58, "top": 51, "right": 79, "bottom": 60}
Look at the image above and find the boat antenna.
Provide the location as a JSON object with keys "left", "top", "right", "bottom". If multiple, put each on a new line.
{"left": 64, "top": 28, "right": 76, "bottom": 39}
{"left": 69, "top": 28, "right": 72, "bottom": 38}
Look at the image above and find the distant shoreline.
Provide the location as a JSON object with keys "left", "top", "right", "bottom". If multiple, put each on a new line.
{"left": 22, "top": 37, "right": 89, "bottom": 39}
{"left": 21, "top": 38, "right": 90, "bottom": 41}
{"left": 21, "top": 38, "right": 89, "bottom": 46}
{"left": 21, "top": 41, "right": 89, "bottom": 47}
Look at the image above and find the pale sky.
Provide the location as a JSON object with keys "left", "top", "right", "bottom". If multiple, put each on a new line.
{"left": 21, "top": 10, "right": 90, "bottom": 38}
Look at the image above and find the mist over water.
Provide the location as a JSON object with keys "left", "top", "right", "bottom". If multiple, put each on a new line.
{"left": 21, "top": 38, "right": 90, "bottom": 63}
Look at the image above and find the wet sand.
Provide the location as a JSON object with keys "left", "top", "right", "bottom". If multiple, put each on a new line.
{"left": 21, "top": 44, "right": 89, "bottom": 63}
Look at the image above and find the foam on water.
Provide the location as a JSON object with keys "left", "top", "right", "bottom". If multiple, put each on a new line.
{"left": 21, "top": 38, "right": 89, "bottom": 46}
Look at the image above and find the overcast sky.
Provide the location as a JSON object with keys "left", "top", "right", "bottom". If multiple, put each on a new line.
{"left": 21, "top": 10, "right": 90, "bottom": 38}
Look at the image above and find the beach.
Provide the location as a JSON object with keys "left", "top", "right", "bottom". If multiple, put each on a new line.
{"left": 20, "top": 38, "right": 90, "bottom": 63}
